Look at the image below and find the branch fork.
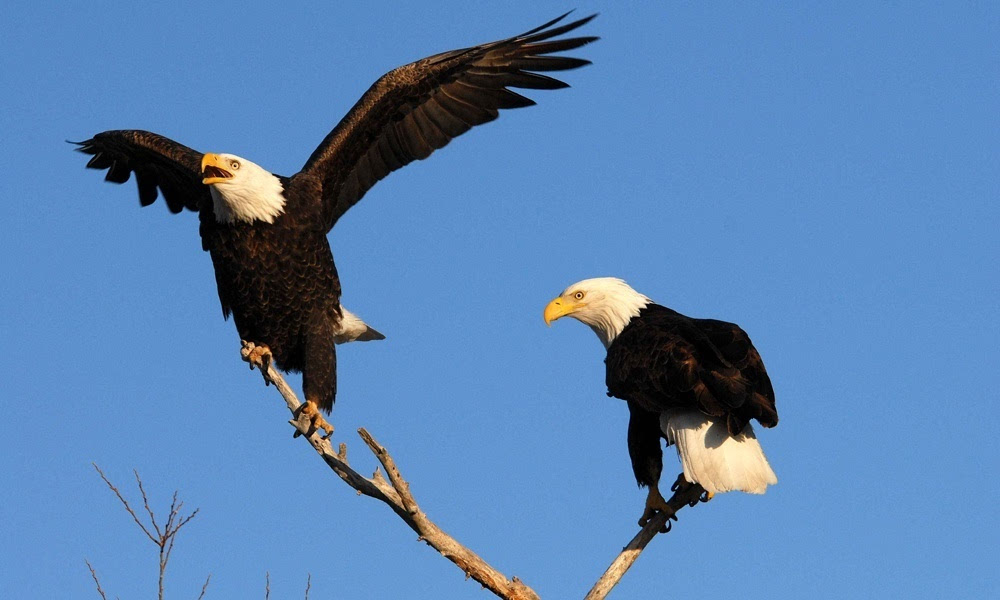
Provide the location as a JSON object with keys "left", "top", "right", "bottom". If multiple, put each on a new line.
{"left": 240, "top": 342, "right": 703, "bottom": 599}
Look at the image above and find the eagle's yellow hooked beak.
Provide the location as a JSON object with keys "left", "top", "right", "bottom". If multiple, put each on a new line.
{"left": 201, "top": 153, "right": 233, "bottom": 185}
{"left": 543, "top": 296, "right": 583, "bottom": 326}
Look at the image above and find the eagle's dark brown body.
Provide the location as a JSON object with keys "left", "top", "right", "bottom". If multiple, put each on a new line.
{"left": 605, "top": 304, "right": 778, "bottom": 489}
{"left": 75, "top": 13, "right": 596, "bottom": 417}
{"left": 203, "top": 181, "right": 342, "bottom": 410}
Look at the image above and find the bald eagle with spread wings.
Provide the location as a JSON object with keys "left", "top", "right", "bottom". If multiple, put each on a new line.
{"left": 544, "top": 278, "right": 778, "bottom": 526}
{"left": 75, "top": 13, "right": 596, "bottom": 437}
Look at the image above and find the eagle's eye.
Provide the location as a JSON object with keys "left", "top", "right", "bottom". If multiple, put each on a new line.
{"left": 573, "top": 291, "right": 585, "bottom": 300}
{"left": 230, "top": 160, "right": 240, "bottom": 170}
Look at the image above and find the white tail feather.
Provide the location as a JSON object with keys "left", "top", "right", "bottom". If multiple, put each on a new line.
{"left": 334, "top": 307, "right": 385, "bottom": 344}
{"left": 661, "top": 411, "right": 777, "bottom": 495}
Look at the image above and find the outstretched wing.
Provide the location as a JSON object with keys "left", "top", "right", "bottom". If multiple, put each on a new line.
{"left": 73, "top": 130, "right": 209, "bottom": 214}
{"left": 296, "top": 12, "right": 597, "bottom": 230}
{"left": 606, "top": 306, "right": 778, "bottom": 435}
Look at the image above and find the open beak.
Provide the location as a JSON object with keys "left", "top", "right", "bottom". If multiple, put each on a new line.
{"left": 201, "top": 153, "right": 233, "bottom": 185}
{"left": 544, "top": 297, "right": 581, "bottom": 326}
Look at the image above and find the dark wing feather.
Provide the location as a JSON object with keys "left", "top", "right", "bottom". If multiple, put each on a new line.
{"left": 695, "top": 317, "right": 779, "bottom": 430}
{"left": 295, "top": 12, "right": 598, "bottom": 230}
{"left": 73, "top": 130, "right": 209, "bottom": 214}
{"left": 606, "top": 305, "right": 778, "bottom": 436}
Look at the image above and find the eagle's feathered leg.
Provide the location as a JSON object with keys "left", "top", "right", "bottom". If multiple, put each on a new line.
{"left": 293, "top": 312, "right": 337, "bottom": 440}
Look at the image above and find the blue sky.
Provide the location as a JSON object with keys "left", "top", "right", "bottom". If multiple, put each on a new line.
{"left": 2, "top": 2, "right": 998, "bottom": 598}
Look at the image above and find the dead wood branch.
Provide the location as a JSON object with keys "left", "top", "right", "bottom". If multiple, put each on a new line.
{"left": 583, "top": 484, "right": 707, "bottom": 599}
{"left": 241, "top": 341, "right": 541, "bottom": 600}
{"left": 242, "top": 341, "right": 708, "bottom": 600}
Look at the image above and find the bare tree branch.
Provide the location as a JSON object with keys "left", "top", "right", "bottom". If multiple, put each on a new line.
{"left": 583, "top": 484, "right": 707, "bottom": 600}
{"left": 90, "top": 465, "right": 203, "bottom": 600}
{"left": 241, "top": 341, "right": 541, "bottom": 600}
{"left": 242, "top": 341, "right": 711, "bottom": 600}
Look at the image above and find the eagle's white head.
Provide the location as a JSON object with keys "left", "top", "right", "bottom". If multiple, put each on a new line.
{"left": 543, "top": 277, "right": 652, "bottom": 348}
{"left": 201, "top": 153, "right": 286, "bottom": 224}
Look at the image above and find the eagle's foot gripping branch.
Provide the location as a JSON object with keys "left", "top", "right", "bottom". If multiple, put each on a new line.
{"left": 241, "top": 340, "right": 273, "bottom": 386}
{"left": 294, "top": 400, "right": 335, "bottom": 440}
{"left": 670, "top": 473, "right": 713, "bottom": 504}
{"left": 638, "top": 475, "right": 713, "bottom": 533}
{"left": 639, "top": 486, "right": 675, "bottom": 533}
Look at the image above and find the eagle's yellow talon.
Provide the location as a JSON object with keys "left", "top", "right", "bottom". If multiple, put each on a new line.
{"left": 243, "top": 342, "right": 273, "bottom": 385}
{"left": 294, "top": 400, "right": 335, "bottom": 440}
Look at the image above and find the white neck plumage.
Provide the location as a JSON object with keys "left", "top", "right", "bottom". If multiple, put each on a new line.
{"left": 588, "top": 296, "right": 650, "bottom": 348}
{"left": 570, "top": 278, "right": 652, "bottom": 348}
{"left": 209, "top": 160, "right": 287, "bottom": 225}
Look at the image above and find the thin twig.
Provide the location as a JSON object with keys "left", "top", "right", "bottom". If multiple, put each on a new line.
{"left": 264, "top": 571, "right": 270, "bottom": 600}
{"left": 85, "top": 559, "right": 109, "bottom": 600}
{"left": 196, "top": 574, "right": 212, "bottom": 600}
{"left": 241, "top": 342, "right": 541, "bottom": 600}
{"left": 135, "top": 470, "right": 161, "bottom": 538}
{"left": 304, "top": 573, "right": 311, "bottom": 600}
{"left": 92, "top": 464, "right": 157, "bottom": 544}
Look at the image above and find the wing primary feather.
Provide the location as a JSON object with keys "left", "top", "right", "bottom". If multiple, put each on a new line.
{"left": 86, "top": 153, "right": 112, "bottom": 169}
{"left": 437, "top": 89, "right": 500, "bottom": 123}
{"left": 134, "top": 170, "right": 159, "bottom": 206}
{"left": 105, "top": 160, "right": 131, "bottom": 183}
{"left": 474, "top": 70, "right": 570, "bottom": 90}
{"left": 516, "top": 14, "right": 598, "bottom": 44}
{"left": 446, "top": 80, "right": 535, "bottom": 109}
{"left": 514, "top": 10, "right": 575, "bottom": 38}
{"left": 507, "top": 56, "right": 592, "bottom": 71}
{"left": 515, "top": 36, "right": 600, "bottom": 56}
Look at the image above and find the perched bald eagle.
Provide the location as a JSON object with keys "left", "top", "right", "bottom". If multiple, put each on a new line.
{"left": 544, "top": 278, "right": 778, "bottom": 525}
{"left": 75, "top": 13, "right": 596, "bottom": 437}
